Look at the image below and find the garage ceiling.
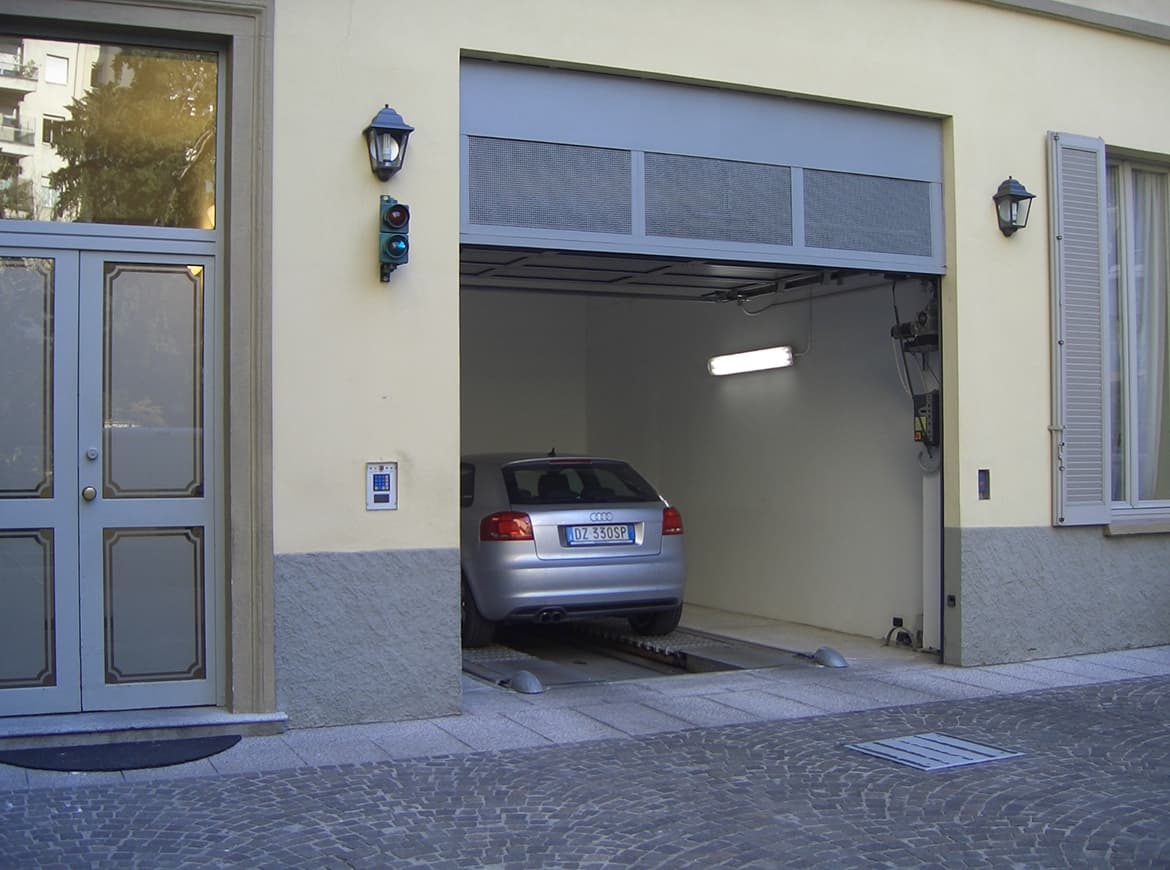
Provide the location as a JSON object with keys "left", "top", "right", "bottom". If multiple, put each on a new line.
{"left": 460, "top": 246, "right": 898, "bottom": 306}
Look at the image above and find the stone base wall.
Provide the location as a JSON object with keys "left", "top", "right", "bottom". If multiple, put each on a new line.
{"left": 945, "top": 526, "right": 1170, "bottom": 666}
{"left": 274, "top": 548, "right": 461, "bottom": 727}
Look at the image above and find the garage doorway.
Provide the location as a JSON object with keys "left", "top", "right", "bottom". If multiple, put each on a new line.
{"left": 459, "top": 248, "right": 942, "bottom": 658}
{"left": 459, "top": 60, "right": 946, "bottom": 662}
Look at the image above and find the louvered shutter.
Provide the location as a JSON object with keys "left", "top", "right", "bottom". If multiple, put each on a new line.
{"left": 1049, "top": 132, "right": 1110, "bottom": 525}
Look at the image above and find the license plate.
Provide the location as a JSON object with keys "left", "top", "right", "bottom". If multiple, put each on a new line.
{"left": 565, "top": 523, "right": 634, "bottom": 546}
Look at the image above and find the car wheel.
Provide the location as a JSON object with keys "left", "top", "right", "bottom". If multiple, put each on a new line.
{"left": 461, "top": 580, "right": 496, "bottom": 648}
{"left": 628, "top": 605, "right": 682, "bottom": 637}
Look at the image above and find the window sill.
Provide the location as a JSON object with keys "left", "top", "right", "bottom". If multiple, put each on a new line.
{"left": 1105, "top": 519, "right": 1170, "bottom": 537}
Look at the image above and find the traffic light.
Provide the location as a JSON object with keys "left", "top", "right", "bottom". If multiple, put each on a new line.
{"left": 379, "top": 195, "right": 410, "bottom": 281}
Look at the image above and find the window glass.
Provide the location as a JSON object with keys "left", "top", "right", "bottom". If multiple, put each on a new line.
{"left": 41, "top": 116, "right": 64, "bottom": 145}
{"left": 0, "top": 36, "right": 216, "bottom": 228}
{"left": 503, "top": 461, "right": 659, "bottom": 505}
{"left": 1106, "top": 166, "right": 1125, "bottom": 502}
{"left": 1108, "top": 160, "right": 1170, "bottom": 507}
{"left": 1130, "top": 170, "right": 1169, "bottom": 501}
{"left": 44, "top": 54, "right": 68, "bottom": 84}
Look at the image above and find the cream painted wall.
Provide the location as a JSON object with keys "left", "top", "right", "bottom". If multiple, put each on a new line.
{"left": 272, "top": 0, "right": 1170, "bottom": 555}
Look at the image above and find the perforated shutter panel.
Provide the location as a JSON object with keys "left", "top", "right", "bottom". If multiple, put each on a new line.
{"left": 1049, "top": 132, "right": 1110, "bottom": 525}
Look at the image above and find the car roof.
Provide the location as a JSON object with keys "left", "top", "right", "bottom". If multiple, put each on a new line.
{"left": 462, "top": 452, "right": 629, "bottom": 466}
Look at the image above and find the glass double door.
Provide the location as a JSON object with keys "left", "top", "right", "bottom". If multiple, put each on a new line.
{"left": 0, "top": 248, "right": 218, "bottom": 715}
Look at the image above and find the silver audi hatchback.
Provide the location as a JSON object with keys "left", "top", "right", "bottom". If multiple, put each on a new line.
{"left": 460, "top": 453, "right": 686, "bottom": 648}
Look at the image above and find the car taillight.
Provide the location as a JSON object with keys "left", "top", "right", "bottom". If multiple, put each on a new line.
{"left": 480, "top": 511, "right": 534, "bottom": 541}
{"left": 662, "top": 506, "right": 684, "bottom": 535}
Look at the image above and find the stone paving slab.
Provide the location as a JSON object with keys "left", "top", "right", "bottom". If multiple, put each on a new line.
{"left": 433, "top": 712, "right": 551, "bottom": 752}
{"left": 0, "top": 763, "right": 27, "bottom": 790}
{"left": 575, "top": 700, "right": 693, "bottom": 736}
{"left": 638, "top": 694, "right": 761, "bottom": 728}
{"left": 122, "top": 757, "right": 219, "bottom": 784}
{"left": 503, "top": 706, "right": 630, "bottom": 744}
{"left": 1082, "top": 649, "right": 1170, "bottom": 675}
{"left": 929, "top": 666, "right": 1053, "bottom": 693}
{"left": 366, "top": 719, "right": 475, "bottom": 760}
{"left": 714, "top": 687, "right": 827, "bottom": 719}
{"left": 0, "top": 676, "right": 1166, "bottom": 868}
{"left": 975, "top": 660, "right": 1105, "bottom": 687}
{"left": 863, "top": 669, "right": 999, "bottom": 700}
{"left": 279, "top": 730, "right": 394, "bottom": 768}
{"left": 830, "top": 672, "right": 954, "bottom": 704}
{"left": 626, "top": 668, "right": 779, "bottom": 698}
{"left": 1038, "top": 654, "right": 1154, "bottom": 682}
{"left": 207, "top": 733, "right": 307, "bottom": 775}
{"left": 761, "top": 680, "right": 886, "bottom": 713}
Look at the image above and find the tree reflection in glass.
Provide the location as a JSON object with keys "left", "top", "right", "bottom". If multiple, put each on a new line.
{"left": 46, "top": 44, "right": 217, "bottom": 229}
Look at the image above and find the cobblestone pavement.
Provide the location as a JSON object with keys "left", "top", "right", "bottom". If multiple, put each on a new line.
{"left": 1, "top": 676, "right": 1168, "bottom": 868}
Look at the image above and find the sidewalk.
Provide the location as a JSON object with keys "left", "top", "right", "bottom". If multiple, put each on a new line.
{"left": 2, "top": 619, "right": 1168, "bottom": 792}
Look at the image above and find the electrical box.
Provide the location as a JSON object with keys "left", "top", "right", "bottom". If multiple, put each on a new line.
{"left": 913, "top": 390, "right": 940, "bottom": 447}
{"left": 366, "top": 461, "right": 398, "bottom": 511}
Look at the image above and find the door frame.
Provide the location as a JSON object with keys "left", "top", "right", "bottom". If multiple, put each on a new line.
{"left": 0, "top": 0, "right": 275, "bottom": 718}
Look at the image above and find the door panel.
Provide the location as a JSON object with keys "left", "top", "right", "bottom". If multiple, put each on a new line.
{"left": 0, "top": 249, "right": 217, "bottom": 715}
{"left": 0, "top": 253, "right": 80, "bottom": 716}
{"left": 78, "top": 254, "right": 217, "bottom": 710}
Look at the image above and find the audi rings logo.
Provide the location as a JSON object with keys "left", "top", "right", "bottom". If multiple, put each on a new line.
{"left": 588, "top": 511, "right": 615, "bottom": 522}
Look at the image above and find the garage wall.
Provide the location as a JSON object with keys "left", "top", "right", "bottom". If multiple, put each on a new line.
{"left": 460, "top": 292, "right": 590, "bottom": 455}
{"left": 586, "top": 286, "right": 934, "bottom": 639}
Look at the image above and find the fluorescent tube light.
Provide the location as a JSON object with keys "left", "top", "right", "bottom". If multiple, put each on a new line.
{"left": 707, "top": 345, "right": 794, "bottom": 376}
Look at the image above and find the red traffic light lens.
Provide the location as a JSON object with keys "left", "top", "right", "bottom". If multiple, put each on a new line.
{"left": 384, "top": 205, "right": 408, "bottom": 229}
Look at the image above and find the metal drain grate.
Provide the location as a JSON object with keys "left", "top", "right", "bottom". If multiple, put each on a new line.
{"left": 845, "top": 732, "right": 1023, "bottom": 771}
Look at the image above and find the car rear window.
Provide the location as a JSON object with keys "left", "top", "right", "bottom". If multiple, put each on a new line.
{"left": 502, "top": 460, "right": 659, "bottom": 505}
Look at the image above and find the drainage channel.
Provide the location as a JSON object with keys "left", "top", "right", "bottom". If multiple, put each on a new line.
{"left": 462, "top": 619, "right": 818, "bottom": 690}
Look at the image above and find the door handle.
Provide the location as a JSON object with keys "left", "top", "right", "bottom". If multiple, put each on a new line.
{"left": 81, "top": 486, "right": 97, "bottom": 502}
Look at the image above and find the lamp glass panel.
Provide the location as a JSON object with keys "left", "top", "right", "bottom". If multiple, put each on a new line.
{"left": 1014, "top": 197, "right": 1032, "bottom": 228}
{"left": 377, "top": 132, "right": 401, "bottom": 163}
{"left": 996, "top": 198, "right": 1014, "bottom": 227}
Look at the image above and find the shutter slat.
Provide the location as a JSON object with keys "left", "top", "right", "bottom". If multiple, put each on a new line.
{"left": 1049, "top": 132, "right": 1110, "bottom": 525}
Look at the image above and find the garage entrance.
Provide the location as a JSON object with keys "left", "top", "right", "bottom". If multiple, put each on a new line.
{"left": 459, "top": 247, "right": 942, "bottom": 658}
{"left": 458, "top": 61, "right": 945, "bottom": 665}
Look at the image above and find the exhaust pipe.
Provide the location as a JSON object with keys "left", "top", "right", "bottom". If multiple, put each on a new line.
{"left": 535, "top": 608, "right": 566, "bottom": 624}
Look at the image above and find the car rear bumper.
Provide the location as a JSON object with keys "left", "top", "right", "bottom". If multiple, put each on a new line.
{"left": 465, "top": 547, "right": 686, "bottom": 623}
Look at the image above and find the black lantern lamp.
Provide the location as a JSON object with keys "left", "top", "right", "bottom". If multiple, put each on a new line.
{"left": 993, "top": 176, "right": 1035, "bottom": 236}
{"left": 364, "top": 105, "right": 414, "bottom": 180}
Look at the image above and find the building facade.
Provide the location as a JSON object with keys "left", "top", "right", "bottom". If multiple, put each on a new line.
{"left": 0, "top": 0, "right": 1167, "bottom": 732}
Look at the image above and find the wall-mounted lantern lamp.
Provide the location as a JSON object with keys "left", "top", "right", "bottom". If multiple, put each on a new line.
{"left": 708, "top": 345, "right": 794, "bottom": 376}
{"left": 993, "top": 176, "right": 1035, "bottom": 236}
{"left": 363, "top": 105, "right": 414, "bottom": 180}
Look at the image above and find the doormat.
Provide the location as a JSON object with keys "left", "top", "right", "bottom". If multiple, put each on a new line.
{"left": 0, "top": 734, "right": 241, "bottom": 772}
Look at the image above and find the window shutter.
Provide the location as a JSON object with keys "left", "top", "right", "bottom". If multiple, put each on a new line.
{"left": 1049, "top": 132, "right": 1110, "bottom": 525}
